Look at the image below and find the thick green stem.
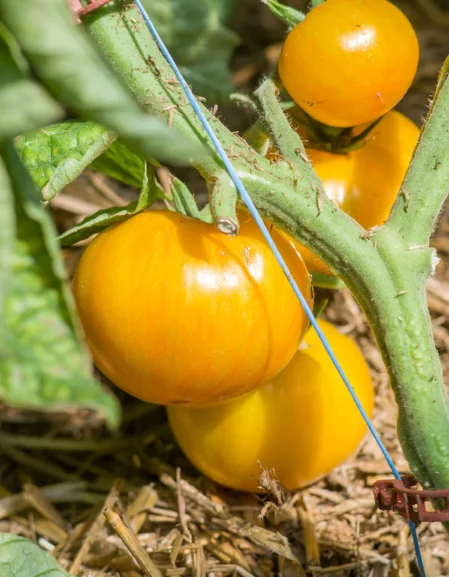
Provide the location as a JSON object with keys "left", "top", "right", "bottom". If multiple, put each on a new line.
{"left": 83, "top": 3, "right": 449, "bottom": 495}
{"left": 386, "top": 60, "right": 449, "bottom": 245}
{"left": 251, "top": 80, "right": 449, "bottom": 490}
{"left": 209, "top": 173, "right": 239, "bottom": 234}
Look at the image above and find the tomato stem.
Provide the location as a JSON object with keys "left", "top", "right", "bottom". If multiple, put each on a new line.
{"left": 255, "top": 77, "right": 449, "bottom": 496}
{"left": 209, "top": 173, "right": 239, "bottom": 235}
{"left": 384, "top": 57, "right": 449, "bottom": 246}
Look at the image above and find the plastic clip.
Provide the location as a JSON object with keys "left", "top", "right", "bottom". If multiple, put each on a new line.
{"left": 373, "top": 474, "right": 449, "bottom": 525}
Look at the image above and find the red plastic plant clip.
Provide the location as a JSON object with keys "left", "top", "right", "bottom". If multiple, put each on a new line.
{"left": 373, "top": 474, "right": 449, "bottom": 525}
{"left": 70, "top": 0, "right": 115, "bottom": 22}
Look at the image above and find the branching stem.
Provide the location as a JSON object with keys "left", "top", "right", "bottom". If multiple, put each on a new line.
{"left": 84, "top": 2, "right": 449, "bottom": 497}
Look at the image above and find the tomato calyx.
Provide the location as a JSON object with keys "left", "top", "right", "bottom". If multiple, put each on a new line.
{"left": 287, "top": 105, "right": 384, "bottom": 154}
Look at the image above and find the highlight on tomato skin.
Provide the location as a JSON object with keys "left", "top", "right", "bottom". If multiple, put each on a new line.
{"left": 72, "top": 210, "right": 314, "bottom": 408}
{"left": 278, "top": 0, "right": 419, "bottom": 128}
{"left": 168, "top": 319, "right": 374, "bottom": 493}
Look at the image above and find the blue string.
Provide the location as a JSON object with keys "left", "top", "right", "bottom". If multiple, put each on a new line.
{"left": 133, "top": 1, "right": 426, "bottom": 574}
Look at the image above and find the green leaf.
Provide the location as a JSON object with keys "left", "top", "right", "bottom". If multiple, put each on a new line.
{"left": 310, "top": 272, "right": 345, "bottom": 290}
{"left": 15, "top": 120, "right": 116, "bottom": 201}
{"left": 263, "top": 0, "right": 305, "bottom": 29}
{"left": 0, "top": 533, "right": 71, "bottom": 576}
{"left": 171, "top": 177, "right": 202, "bottom": 219}
{"left": 0, "top": 0, "right": 204, "bottom": 165}
{"left": 163, "top": 175, "right": 213, "bottom": 224}
{"left": 59, "top": 162, "right": 157, "bottom": 246}
{"left": 89, "top": 138, "right": 145, "bottom": 189}
{"left": 0, "top": 142, "right": 120, "bottom": 427}
{"left": 142, "top": 0, "right": 240, "bottom": 101}
{"left": 0, "top": 22, "right": 64, "bottom": 140}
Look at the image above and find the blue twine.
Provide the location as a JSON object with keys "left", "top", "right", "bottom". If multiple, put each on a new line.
{"left": 133, "top": 1, "right": 426, "bottom": 574}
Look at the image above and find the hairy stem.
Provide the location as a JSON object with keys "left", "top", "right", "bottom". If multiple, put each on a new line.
{"left": 386, "top": 59, "right": 449, "bottom": 245}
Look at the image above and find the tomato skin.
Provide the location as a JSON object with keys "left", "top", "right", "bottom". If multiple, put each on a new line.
{"left": 269, "top": 111, "right": 420, "bottom": 275}
{"left": 168, "top": 320, "right": 374, "bottom": 492}
{"left": 278, "top": 0, "right": 419, "bottom": 128}
{"left": 73, "top": 210, "right": 313, "bottom": 407}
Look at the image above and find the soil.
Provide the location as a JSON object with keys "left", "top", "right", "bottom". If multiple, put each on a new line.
{"left": 2, "top": 1, "right": 449, "bottom": 576}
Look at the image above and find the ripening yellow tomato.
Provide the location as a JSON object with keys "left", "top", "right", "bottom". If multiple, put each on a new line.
{"left": 269, "top": 111, "right": 420, "bottom": 275}
{"left": 278, "top": 0, "right": 419, "bottom": 128}
{"left": 73, "top": 210, "right": 313, "bottom": 407}
{"left": 168, "top": 320, "right": 374, "bottom": 492}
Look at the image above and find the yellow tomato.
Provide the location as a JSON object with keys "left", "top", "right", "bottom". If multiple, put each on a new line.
{"left": 168, "top": 320, "right": 374, "bottom": 492}
{"left": 73, "top": 210, "right": 313, "bottom": 407}
{"left": 278, "top": 0, "right": 419, "bottom": 128}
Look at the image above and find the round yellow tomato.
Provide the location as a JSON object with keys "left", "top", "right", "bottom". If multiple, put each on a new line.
{"left": 168, "top": 320, "right": 374, "bottom": 492}
{"left": 278, "top": 0, "right": 419, "bottom": 128}
{"left": 73, "top": 210, "right": 313, "bottom": 407}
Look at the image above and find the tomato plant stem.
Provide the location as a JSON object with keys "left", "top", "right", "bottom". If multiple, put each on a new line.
{"left": 84, "top": 2, "right": 449, "bottom": 499}
{"left": 385, "top": 58, "right": 449, "bottom": 246}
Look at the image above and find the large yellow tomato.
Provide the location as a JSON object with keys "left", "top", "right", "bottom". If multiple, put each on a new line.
{"left": 275, "top": 111, "right": 420, "bottom": 275}
{"left": 168, "top": 320, "right": 374, "bottom": 492}
{"left": 73, "top": 210, "right": 313, "bottom": 407}
{"left": 278, "top": 0, "right": 419, "bottom": 128}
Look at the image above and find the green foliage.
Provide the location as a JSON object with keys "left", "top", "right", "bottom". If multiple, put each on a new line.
{"left": 264, "top": 0, "right": 305, "bottom": 29}
{"left": 0, "top": 533, "right": 71, "bottom": 576}
{"left": 171, "top": 177, "right": 205, "bottom": 220}
{"left": 16, "top": 120, "right": 148, "bottom": 199}
{"left": 0, "top": 0, "right": 202, "bottom": 165}
{"left": 16, "top": 121, "right": 116, "bottom": 201}
{"left": 59, "top": 166, "right": 216, "bottom": 246}
{"left": 0, "top": 23, "right": 64, "bottom": 140}
{"left": 59, "top": 162, "right": 159, "bottom": 246}
{"left": 0, "top": 143, "right": 119, "bottom": 427}
{"left": 143, "top": 0, "right": 239, "bottom": 101}
{"left": 1, "top": 0, "right": 237, "bottom": 423}
{"left": 213, "top": 0, "right": 237, "bottom": 23}
{"left": 89, "top": 139, "right": 146, "bottom": 189}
